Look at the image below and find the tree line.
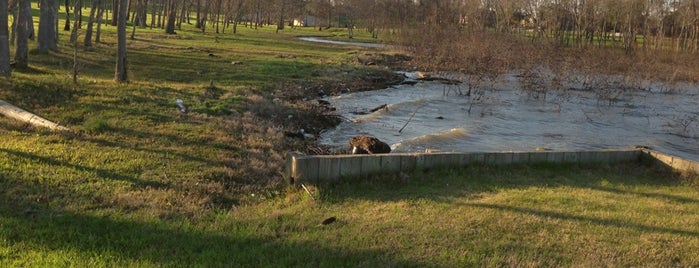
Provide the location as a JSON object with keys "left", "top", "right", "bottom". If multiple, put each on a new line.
{"left": 1, "top": 0, "right": 697, "bottom": 80}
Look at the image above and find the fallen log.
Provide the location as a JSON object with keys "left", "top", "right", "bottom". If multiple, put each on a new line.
{"left": 0, "top": 100, "right": 70, "bottom": 131}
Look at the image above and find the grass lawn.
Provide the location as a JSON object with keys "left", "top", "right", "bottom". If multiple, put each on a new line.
{"left": 1, "top": 6, "right": 699, "bottom": 267}
{"left": 2, "top": 162, "right": 698, "bottom": 266}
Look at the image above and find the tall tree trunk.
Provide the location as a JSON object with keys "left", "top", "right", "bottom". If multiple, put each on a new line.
{"left": 111, "top": 0, "right": 120, "bottom": 26}
{"left": 13, "top": 0, "right": 30, "bottom": 68}
{"left": 200, "top": 0, "right": 209, "bottom": 32}
{"left": 165, "top": 0, "right": 178, "bottom": 34}
{"left": 38, "top": 0, "right": 59, "bottom": 52}
{"left": 71, "top": 0, "right": 83, "bottom": 43}
{"left": 215, "top": 0, "right": 221, "bottom": 33}
{"left": 96, "top": 0, "right": 105, "bottom": 43}
{"left": 130, "top": 0, "right": 141, "bottom": 39}
{"left": 9, "top": 0, "right": 16, "bottom": 44}
{"left": 276, "top": 0, "right": 285, "bottom": 32}
{"left": 177, "top": 1, "right": 186, "bottom": 29}
{"left": 85, "top": 0, "right": 99, "bottom": 47}
{"left": 232, "top": 0, "right": 244, "bottom": 34}
{"left": 150, "top": 0, "right": 156, "bottom": 29}
{"left": 115, "top": 0, "right": 128, "bottom": 82}
{"left": 64, "top": 0, "right": 71, "bottom": 31}
{"left": 0, "top": 0, "right": 11, "bottom": 77}
{"left": 20, "top": 0, "right": 33, "bottom": 40}
{"left": 195, "top": 0, "right": 202, "bottom": 28}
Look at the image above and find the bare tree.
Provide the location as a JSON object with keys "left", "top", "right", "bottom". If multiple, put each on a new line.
{"left": 0, "top": 0, "right": 10, "bottom": 77}
{"left": 115, "top": 0, "right": 128, "bottom": 82}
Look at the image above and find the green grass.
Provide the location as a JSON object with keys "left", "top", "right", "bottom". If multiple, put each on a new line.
{"left": 1, "top": 163, "right": 697, "bottom": 266}
{"left": 1, "top": 5, "right": 699, "bottom": 267}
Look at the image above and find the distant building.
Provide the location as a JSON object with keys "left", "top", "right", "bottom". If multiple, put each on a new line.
{"left": 293, "top": 16, "right": 320, "bottom": 27}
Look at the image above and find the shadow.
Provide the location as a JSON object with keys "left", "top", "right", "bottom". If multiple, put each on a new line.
{"left": 322, "top": 163, "right": 684, "bottom": 203}
{"left": 588, "top": 185, "right": 699, "bottom": 204}
{"left": 1, "top": 79, "right": 79, "bottom": 109}
{"left": 0, "top": 177, "right": 424, "bottom": 267}
{"left": 460, "top": 202, "right": 699, "bottom": 237}
{"left": 0, "top": 148, "right": 167, "bottom": 189}
{"left": 318, "top": 162, "right": 699, "bottom": 238}
{"left": 72, "top": 123, "right": 240, "bottom": 167}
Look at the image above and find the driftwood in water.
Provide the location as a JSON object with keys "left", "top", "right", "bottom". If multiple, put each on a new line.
{"left": 351, "top": 104, "right": 388, "bottom": 115}
{"left": 0, "top": 100, "right": 70, "bottom": 131}
{"left": 369, "top": 104, "right": 387, "bottom": 113}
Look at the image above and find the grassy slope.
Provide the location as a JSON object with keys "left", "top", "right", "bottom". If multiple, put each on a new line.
{"left": 1, "top": 8, "right": 699, "bottom": 267}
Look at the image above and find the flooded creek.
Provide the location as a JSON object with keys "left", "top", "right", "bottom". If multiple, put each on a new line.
{"left": 319, "top": 72, "right": 699, "bottom": 161}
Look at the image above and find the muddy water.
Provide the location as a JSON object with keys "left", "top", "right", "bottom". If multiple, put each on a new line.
{"left": 319, "top": 72, "right": 699, "bottom": 161}
{"left": 297, "top": 37, "right": 387, "bottom": 48}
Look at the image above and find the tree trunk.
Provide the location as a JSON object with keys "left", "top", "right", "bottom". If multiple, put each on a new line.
{"left": 38, "top": 0, "right": 59, "bottom": 52}
{"left": 232, "top": 0, "right": 244, "bottom": 34}
{"left": 276, "top": 0, "right": 285, "bottom": 32}
{"left": 115, "top": 0, "right": 128, "bottom": 82}
{"left": 13, "top": 0, "right": 30, "bottom": 68}
{"left": 70, "top": 0, "right": 83, "bottom": 43}
{"left": 111, "top": 0, "right": 119, "bottom": 26}
{"left": 85, "top": 0, "right": 99, "bottom": 47}
{"left": 150, "top": 0, "right": 156, "bottom": 29}
{"left": 215, "top": 0, "right": 221, "bottom": 33}
{"left": 130, "top": 0, "right": 141, "bottom": 39}
{"left": 0, "top": 0, "right": 10, "bottom": 77}
{"left": 96, "top": 0, "right": 105, "bottom": 43}
{"left": 9, "top": 0, "right": 16, "bottom": 44}
{"left": 20, "top": 0, "right": 33, "bottom": 40}
{"left": 178, "top": 0, "right": 186, "bottom": 30}
{"left": 64, "top": 0, "right": 71, "bottom": 31}
{"left": 165, "top": 0, "right": 178, "bottom": 34}
{"left": 200, "top": 0, "right": 209, "bottom": 32}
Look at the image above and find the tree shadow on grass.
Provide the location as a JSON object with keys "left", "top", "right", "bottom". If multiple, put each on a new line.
{"left": 322, "top": 162, "right": 692, "bottom": 203}
{"left": 0, "top": 148, "right": 167, "bottom": 189}
{"left": 319, "top": 162, "right": 699, "bottom": 238}
{"left": 0, "top": 177, "right": 424, "bottom": 267}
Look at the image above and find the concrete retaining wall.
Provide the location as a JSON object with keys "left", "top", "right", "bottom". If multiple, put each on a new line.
{"left": 642, "top": 150, "right": 699, "bottom": 174}
{"left": 286, "top": 149, "right": 653, "bottom": 184}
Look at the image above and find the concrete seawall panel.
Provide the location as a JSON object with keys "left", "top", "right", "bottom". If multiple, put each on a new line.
{"left": 285, "top": 149, "right": 668, "bottom": 184}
